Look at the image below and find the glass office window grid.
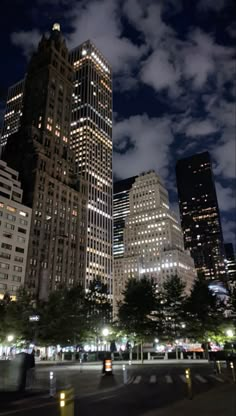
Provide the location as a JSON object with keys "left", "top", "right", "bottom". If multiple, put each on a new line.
{"left": 70, "top": 41, "right": 112, "bottom": 289}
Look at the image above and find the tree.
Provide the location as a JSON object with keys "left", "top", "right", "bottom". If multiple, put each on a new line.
{"left": 162, "top": 275, "right": 187, "bottom": 357}
{"left": 118, "top": 277, "right": 163, "bottom": 361}
{"left": 84, "top": 279, "right": 112, "bottom": 349}
{"left": 39, "top": 285, "right": 87, "bottom": 346}
{"left": 2, "top": 288, "right": 37, "bottom": 343}
{"left": 185, "top": 275, "right": 225, "bottom": 355}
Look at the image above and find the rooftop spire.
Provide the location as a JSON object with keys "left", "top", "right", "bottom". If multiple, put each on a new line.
{"left": 52, "top": 23, "right": 60, "bottom": 32}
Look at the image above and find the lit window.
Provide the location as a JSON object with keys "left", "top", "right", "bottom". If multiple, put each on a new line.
{"left": 7, "top": 206, "right": 16, "bottom": 213}
{"left": 19, "top": 211, "right": 28, "bottom": 217}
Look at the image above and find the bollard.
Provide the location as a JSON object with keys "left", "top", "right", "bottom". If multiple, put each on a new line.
{"left": 104, "top": 359, "right": 113, "bottom": 375}
{"left": 49, "top": 371, "right": 56, "bottom": 397}
{"left": 180, "top": 352, "right": 184, "bottom": 360}
{"left": 128, "top": 360, "right": 132, "bottom": 366}
{"left": 123, "top": 364, "right": 128, "bottom": 384}
{"left": 185, "top": 368, "right": 193, "bottom": 400}
{"left": 193, "top": 352, "right": 196, "bottom": 360}
{"left": 164, "top": 352, "right": 168, "bottom": 360}
{"left": 216, "top": 361, "right": 221, "bottom": 374}
{"left": 230, "top": 362, "right": 236, "bottom": 383}
{"left": 59, "top": 388, "right": 74, "bottom": 416}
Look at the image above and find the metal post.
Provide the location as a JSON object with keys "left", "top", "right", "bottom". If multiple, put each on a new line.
{"left": 230, "top": 362, "right": 236, "bottom": 383}
{"left": 185, "top": 368, "right": 193, "bottom": 399}
{"left": 49, "top": 371, "right": 56, "bottom": 397}
{"left": 123, "top": 364, "right": 128, "bottom": 384}
{"left": 193, "top": 352, "right": 196, "bottom": 360}
{"left": 216, "top": 360, "right": 221, "bottom": 374}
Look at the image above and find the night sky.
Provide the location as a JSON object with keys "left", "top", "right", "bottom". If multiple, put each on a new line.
{"left": 0, "top": 0, "right": 235, "bottom": 246}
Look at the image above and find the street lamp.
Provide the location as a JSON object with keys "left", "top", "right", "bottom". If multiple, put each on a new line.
{"left": 226, "top": 329, "right": 234, "bottom": 338}
{"left": 7, "top": 335, "right": 14, "bottom": 343}
{"left": 102, "top": 328, "right": 109, "bottom": 337}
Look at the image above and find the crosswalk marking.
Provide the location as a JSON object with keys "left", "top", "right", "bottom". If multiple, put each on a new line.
{"left": 133, "top": 375, "right": 142, "bottom": 384}
{"left": 165, "top": 375, "right": 173, "bottom": 384}
{"left": 179, "top": 375, "right": 187, "bottom": 383}
{"left": 195, "top": 374, "right": 207, "bottom": 383}
{"left": 150, "top": 375, "right": 156, "bottom": 384}
{"left": 209, "top": 374, "right": 224, "bottom": 383}
{"left": 129, "top": 373, "right": 225, "bottom": 385}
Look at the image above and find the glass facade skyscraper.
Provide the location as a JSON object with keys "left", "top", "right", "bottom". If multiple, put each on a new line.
{"left": 69, "top": 41, "right": 112, "bottom": 289}
{"left": 0, "top": 79, "right": 25, "bottom": 149}
{"left": 113, "top": 177, "right": 137, "bottom": 259}
{"left": 176, "top": 151, "right": 226, "bottom": 280}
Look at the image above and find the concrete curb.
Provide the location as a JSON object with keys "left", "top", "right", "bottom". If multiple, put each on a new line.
{"left": 37, "top": 359, "right": 209, "bottom": 366}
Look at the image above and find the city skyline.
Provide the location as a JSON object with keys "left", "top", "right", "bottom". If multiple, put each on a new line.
{"left": 0, "top": 0, "right": 235, "bottom": 248}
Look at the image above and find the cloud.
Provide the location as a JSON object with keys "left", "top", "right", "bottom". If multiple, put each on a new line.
{"left": 215, "top": 182, "right": 236, "bottom": 212}
{"left": 197, "top": 0, "right": 230, "bottom": 12}
{"left": 184, "top": 120, "right": 219, "bottom": 137}
{"left": 206, "top": 99, "right": 236, "bottom": 179}
{"left": 140, "top": 49, "right": 180, "bottom": 92}
{"left": 221, "top": 218, "right": 236, "bottom": 246}
{"left": 67, "top": 0, "right": 145, "bottom": 73}
{"left": 11, "top": 29, "right": 42, "bottom": 59}
{"left": 113, "top": 113, "right": 174, "bottom": 179}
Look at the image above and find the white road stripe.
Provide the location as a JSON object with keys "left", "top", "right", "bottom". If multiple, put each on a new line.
{"left": 150, "top": 375, "right": 156, "bottom": 383}
{"left": 195, "top": 374, "right": 207, "bottom": 383}
{"left": 165, "top": 375, "right": 173, "bottom": 384}
{"left": 209, "top": 374, "right": 224, "bottom": 383}
{"left": 179, "top": 375, "right": 187, "bottom": 383}
{"left": 133, "top": 375, "right": 142, "bottom": 384}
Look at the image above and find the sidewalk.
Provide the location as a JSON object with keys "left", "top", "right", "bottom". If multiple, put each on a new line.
{"left": 36, "top": 359, "right": 209, "bottom": 366}
{"left": 143, "top": 384, "right": 236, "bottom": 416}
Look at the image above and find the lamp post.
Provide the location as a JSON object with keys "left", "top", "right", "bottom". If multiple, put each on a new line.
{"left": 102, "top": 328, "right": 110, "bottom": 351}
{"left": 7, "top": 335, "right": 14, "bottom": 343}
{"left": 226, "top": 329, "right": 234, "bottom": 338}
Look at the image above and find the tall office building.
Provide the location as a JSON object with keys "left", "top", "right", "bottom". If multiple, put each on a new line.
{"left": 224, "top": 243, "right": 236, "bottom": 282}
{"left": 2, "top": 24, "right": 87, "bottom": 295}
{"left": 113, "top": 177, "right": 137, "bottom": 259}
{"left": 176, "top": 152, "right": 225, "bottom": 280}
{"left": 0, "top": 79, "right": 25, "bottom": 149}
{"left": 0, "top": 160, "right": 31, "bottom": 299}
{"left": 113, "top": 171, "right": 196, "bottom": 316}
{"left": 69, "top": 41, "right": 112, "bottom": 289}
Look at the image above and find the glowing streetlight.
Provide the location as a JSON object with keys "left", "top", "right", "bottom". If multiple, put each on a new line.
{"left": 181, "top": 323, "right": 186, "bottom": 328}
{"left": 102, "top": 328, "right": 109, "bottom": 337}
{"left": 7, "top": 335, "right": 14, "bottom": 343}
{"left": 226, "top": 329, "right": 234, "bottom": 338}
{"left": 155, "top": 338, "right": 159, "bottom": 343}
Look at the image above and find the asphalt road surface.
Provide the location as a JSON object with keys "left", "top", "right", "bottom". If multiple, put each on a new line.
{"left": 0, "top": 363, "right": 232, "bottom": 416}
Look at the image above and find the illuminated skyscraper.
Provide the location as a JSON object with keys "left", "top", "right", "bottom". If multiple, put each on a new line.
{"left": 69, "top": 41, "right": 112, "bottom": 289}
{"left": 113, "top": 171, "right": 196, "bottom": 316}
{"left": 0, "top": 79, "right": 25, "bottom": 149}
{"left": 224, "top": 243, "right": 236, "bottom": 282}
{"left": 176, "top": 152, "right": 226, "bottom": 280}
{"left": 3, "top": 24, "right": 87, "bottom": 295}
{"left": 113, "top": 177, "right": 137, "bottom": 259}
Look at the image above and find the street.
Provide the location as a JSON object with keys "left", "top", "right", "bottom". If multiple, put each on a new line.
{"left": 0, "top": 362, "right": 234, "bottom": 415}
